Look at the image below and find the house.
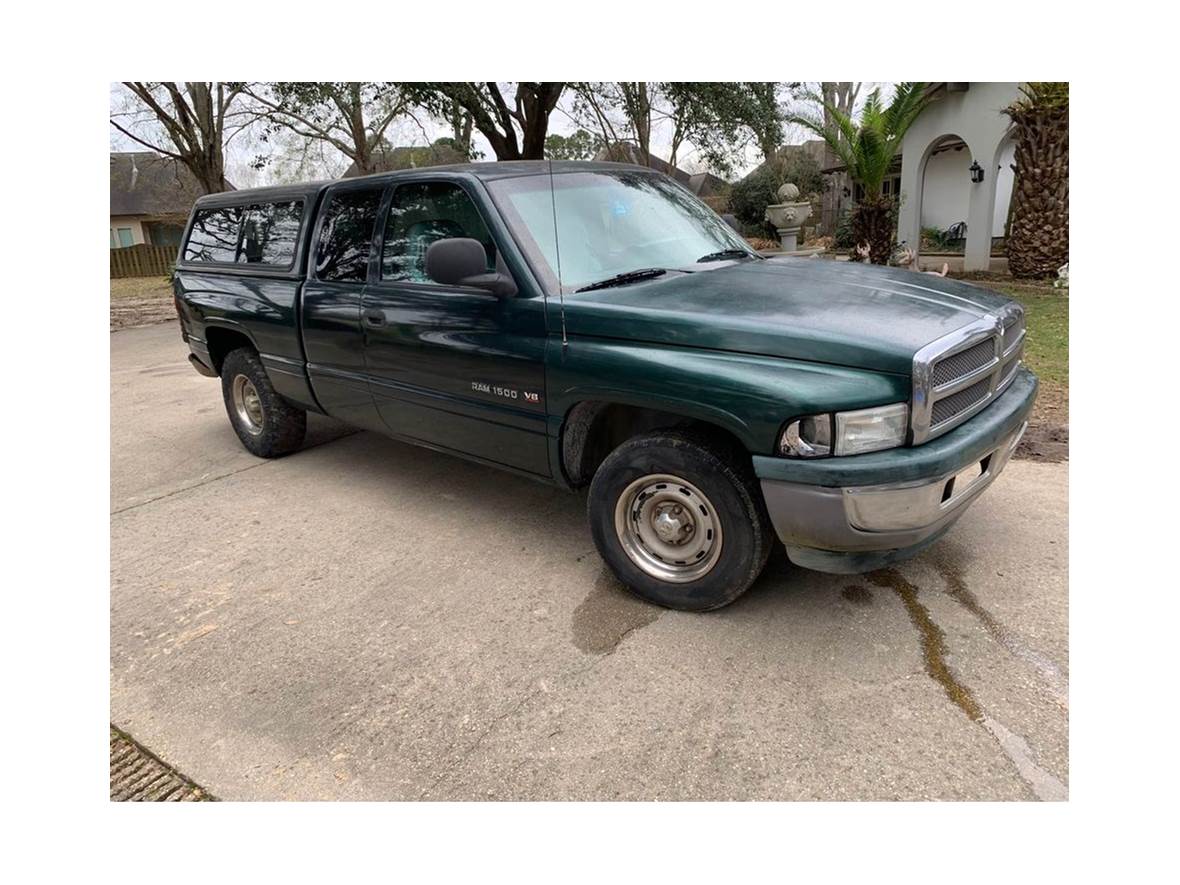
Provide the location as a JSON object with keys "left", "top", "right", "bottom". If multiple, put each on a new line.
{"left": 817, "top": 82, "right": 1022, "bottom": 271}
{"left": 110, "top": 152, "right": 213, "bottom": 249}
{"left": 895, "top": 82, "right": 1021, "bottom": 271}
{"left": 592, "top": 143, "right": 730, "bottom": 198}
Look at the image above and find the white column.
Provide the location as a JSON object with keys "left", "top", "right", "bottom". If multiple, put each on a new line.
{"left": 964, "top": 141, "right": 1000, "bottom": 272}
{"left": 896, "top": 148, "right": 924, "bottom": 259}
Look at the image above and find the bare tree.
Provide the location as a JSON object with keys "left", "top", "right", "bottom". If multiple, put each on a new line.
{"left": 819, "top": 82, "right": 862, "bottom": 167}
{"left": 569, "top": 82, "right": 783, "bottom": 176}
{"left": 412, "top": 83, "right": 565, "bottom": 160}
{"left": 111, "top": 82, "right": 246, "bottom": 194}
{"left": 244, "top": 83, "right": 417, "bottom": 176}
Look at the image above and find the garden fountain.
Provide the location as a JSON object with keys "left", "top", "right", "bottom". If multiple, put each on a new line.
{"left": 764, "top": 182, "right": 813, "bottom": 252}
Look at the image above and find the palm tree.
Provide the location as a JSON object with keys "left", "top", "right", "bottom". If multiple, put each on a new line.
{"left": 1004, "top": 83, "right": 1068, "bottom": 278}
{"left": 787, "top": 83, "right": 929, "bottom": 264}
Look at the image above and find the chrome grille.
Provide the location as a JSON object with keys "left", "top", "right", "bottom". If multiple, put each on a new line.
{"left": 911, "top": 303, "right": 1025, "bottom": 443}
{"left": 1002, "top": 314, "right": 1025, "bottom": 356}
{"left": 999, "top": 343, "right": 1024, "bottom": 389}
{"left": 932, "top": 339, "right": 995, "bottom": 387}
{"left": 931, "top": 377, "right": 990, "bottom": 426}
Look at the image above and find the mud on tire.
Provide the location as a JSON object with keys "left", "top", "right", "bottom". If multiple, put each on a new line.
{"left": 220, "top": 347, "right": 306, "bottom": 458}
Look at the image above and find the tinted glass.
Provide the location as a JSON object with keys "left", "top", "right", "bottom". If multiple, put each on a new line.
{"left": 184, "top": 207, "right": 242, "bottom": 262}
{"left": 382, "top": 182, "right": 495, "bottom": 282}
{"left": 316, "top": 190, "right": 382, "bottom": 282}
{"left": 239, "top": 201, "right": 303, "bottom": 266}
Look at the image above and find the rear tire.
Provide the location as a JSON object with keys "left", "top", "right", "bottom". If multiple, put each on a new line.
{"left": 220, "top": 347, "right": 306, "bottom": 458}
{"left": 587, "top": 430, "right": 773, "bottom": 611}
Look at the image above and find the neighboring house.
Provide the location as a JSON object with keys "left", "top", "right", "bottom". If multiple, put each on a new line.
{"left": 110, "top": 152, "right": 213, "bottom": 249}
{"left": 343, "top": 141, "right": 469, "bottom": 177}
{"left": 817, "top": 82, "right": 1022, "bottom": 271}
{"left": 592, "top": 144, "right": 730, "bottom": 198}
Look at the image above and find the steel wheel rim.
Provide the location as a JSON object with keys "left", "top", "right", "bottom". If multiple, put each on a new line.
{"left": 614, "top": 473, "right": 723, "bottom": 583}
{"left": 231, "top": 374, "right": 265, "bottom": 435}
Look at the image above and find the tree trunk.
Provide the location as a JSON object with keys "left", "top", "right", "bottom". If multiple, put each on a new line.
{"left": 1005, "top": 90, "right": 1068, "bottom": 278}
{"left": 517, "top": 83, "right": 563, "bottom": 159}
{"left": 850, "top": 194, "right": 895, "bottom": 265}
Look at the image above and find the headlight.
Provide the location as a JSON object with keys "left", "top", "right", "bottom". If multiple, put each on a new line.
{"left": 780, "top": 403, "right": 908, "bottom": 458}
{"left": 833, "top": 403, "right": 909, "bottom": 455}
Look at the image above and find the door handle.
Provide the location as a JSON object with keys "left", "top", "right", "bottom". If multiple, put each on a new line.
{"left": 363, "top": 309, "right": 386, "bottom": 327}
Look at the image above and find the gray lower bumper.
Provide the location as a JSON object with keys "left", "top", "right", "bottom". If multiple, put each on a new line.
{"left": 761, "top": 422, "right": 1026, "bottom": 574}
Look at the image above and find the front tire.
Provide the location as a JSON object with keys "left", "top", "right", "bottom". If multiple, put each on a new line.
{"left": 220, "top": 347, "right": 306, "bottom": 458}
{"left": 587, "top": 430, "right": 773, "bottom": 611}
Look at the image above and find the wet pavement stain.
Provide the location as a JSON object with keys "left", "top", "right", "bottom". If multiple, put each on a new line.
{"left": 867, "top": 569, "right": 982, "bottom": 721}
{"left": 933, "top": 556, "right": 1069, "bottom": 710}
{"left": 867, "top": 567, "right": 1068, "bottom": 801}
{"left": 571, "top": 569, "right": 661, "bottom": 655}
{"left": 841, "top": 585, "right": 874, "bottom": 607}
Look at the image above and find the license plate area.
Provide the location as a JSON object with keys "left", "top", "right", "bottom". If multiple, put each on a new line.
{"left": 942, "top": 454, "right": 991, "bottom": 504}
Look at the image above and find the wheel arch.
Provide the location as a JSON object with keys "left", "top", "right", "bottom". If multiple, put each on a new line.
{"left": 203, "top": 322, "right": 258, "bottom": 374}
{"left": 558, "top": 398, "right": 753, "bottom": 489}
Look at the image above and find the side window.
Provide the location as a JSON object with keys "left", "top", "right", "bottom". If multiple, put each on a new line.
{"left": 315, "top": 189, "right": 382, "bottom": 282}
{"left": 184, "top": 207, "right": 242, "bottom": 262}
{"left": 239, "top": 201, "right": 303, "bottom": 266}
{"left": 382, "top": 182, "right": 495, "bottom": 283}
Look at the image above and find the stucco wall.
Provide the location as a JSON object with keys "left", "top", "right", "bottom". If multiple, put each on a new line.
{"left": 920, "top": 145, "right": 971, "bottom": 232}
{"left": 992, "top": 139, "right": 1016, "bottom": 238}
{"left": 898, "top": 82, "right": 1021, "bottom": 269}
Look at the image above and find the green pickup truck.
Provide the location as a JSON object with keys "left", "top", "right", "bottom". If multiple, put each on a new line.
{"left": 174, "top": 161, "right": 1035, "bottom": 611}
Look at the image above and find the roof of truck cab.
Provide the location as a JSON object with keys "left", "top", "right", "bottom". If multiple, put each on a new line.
{"left": 348, "top": 160, "right": 661, "bottom": 182}
{"left": 190, "top": 161, "right": 662, "bottom": 210}
{"left": 192, "top": 181, "right": 331, "bottom": 209}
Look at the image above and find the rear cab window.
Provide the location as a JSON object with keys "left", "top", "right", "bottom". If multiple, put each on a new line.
{"left": 183, "top": 200, "right": 306, "bottom": 269}
{"left": 314, "top": 189, "right": 383, "bottom": 283}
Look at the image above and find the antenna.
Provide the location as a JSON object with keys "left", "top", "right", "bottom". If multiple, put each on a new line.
{"left": 548, "top": 160, "right": 568, "bottom": 347}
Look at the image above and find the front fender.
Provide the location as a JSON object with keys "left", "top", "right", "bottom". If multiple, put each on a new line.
{"left": 546, "top": 338, "right": 911, "bottom": 456}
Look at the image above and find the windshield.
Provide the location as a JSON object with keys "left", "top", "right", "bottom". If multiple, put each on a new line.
{"left": 486, "top": 170, "right": 755, "bottom": 294}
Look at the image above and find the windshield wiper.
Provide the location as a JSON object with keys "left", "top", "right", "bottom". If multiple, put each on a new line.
{"left": 696, "top": 248, "right": 760, "bottom": 263}
{"left": 575, "top": 268, "right": 671, "bottom": 293}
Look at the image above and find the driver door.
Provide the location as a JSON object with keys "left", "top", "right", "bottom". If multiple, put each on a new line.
{"left": 360, "top": 178, "right": 549, "bottom": 477}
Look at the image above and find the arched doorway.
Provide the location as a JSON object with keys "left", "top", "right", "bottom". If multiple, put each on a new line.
{"left": 991, "top": 129, "right": 1018, "bottom": 250}
{"left": 917, "top": 134, "right": 973, "bottom": 254}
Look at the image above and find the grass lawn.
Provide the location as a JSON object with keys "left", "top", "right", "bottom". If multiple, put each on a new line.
{"left": 110, "top": 276, "right": 174, "bottom": 331}
{"left": 953, "top": 275, "right": 1068, "bottom": 460}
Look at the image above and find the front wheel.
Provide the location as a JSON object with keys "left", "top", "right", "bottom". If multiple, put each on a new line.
{"left": 587, "top": 430, "right": 773, "bottom": 611}
{"left": 220, "top": 347, "right": 306, "bottom": 458}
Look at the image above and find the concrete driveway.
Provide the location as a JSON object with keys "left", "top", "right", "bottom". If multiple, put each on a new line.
{"left": 111, "top": 323, "right": 1069, "bottom": 800}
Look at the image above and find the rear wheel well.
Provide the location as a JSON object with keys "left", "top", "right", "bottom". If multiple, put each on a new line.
{"left": 204, "top": 327, "right": 255, "bottom": 375}
{"left": 560, "top": 401, "right": 749, "bottom": 488}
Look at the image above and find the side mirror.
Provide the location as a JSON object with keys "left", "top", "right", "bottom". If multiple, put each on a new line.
{"left": 425, "top": 238, "right": 516, "bottom": 297}
{"left": 721, "top": 213, "right": 742, "bottom": 233}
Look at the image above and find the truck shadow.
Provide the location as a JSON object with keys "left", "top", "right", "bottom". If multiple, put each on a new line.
{"left": 299, "top": 427, "right": 816, "bottom": 620}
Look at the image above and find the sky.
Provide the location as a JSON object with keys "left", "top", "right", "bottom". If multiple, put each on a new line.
{"left": 108, "top": 83, "right": 890, "bottom": 188}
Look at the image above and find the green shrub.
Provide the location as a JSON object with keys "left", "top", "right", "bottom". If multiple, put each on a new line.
{"left": 729, "top": 151, "right": 827, "bottom": 236}
{"left": 834, "top": 211, "right": 855, "bottom": 249}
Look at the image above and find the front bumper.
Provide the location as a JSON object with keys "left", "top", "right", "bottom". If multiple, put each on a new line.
{"left": 753, "top": 367, "right": 1037, "bottom": 573}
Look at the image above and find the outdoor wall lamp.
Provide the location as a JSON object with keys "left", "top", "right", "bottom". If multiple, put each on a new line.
{"left": 969, "top": 161, "right": 985, "bottom": 183}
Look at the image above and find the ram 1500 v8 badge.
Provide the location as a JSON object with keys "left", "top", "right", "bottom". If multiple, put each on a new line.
{"left": 173, "top": 161, "right": 1035, "bottom": 611}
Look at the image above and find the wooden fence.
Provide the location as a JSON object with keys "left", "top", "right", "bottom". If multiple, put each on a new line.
{"left": 110, "top": 244, "right": 176, "bottom": 279}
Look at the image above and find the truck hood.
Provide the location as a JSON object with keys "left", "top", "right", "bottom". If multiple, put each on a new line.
{"left": 562, "top": 257, "right": 1013, "bottom": 375}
